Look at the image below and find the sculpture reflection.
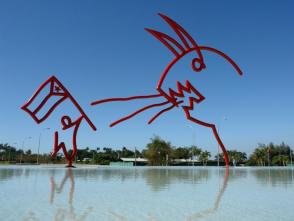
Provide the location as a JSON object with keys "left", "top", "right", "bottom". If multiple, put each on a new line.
{"left": 186, "top": 168, "right": 229, "bottom": 221}
{"left": 14, "top": 167, "right": 294, "bottom": 221}
{"left": 108, "top": 167, "right": 229, "bottom": 221}
{"left": 49, "top": 169, "right": 93, "bottom": 221}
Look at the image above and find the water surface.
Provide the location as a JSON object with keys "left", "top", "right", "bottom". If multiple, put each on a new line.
{"left": 0, "top": 166, "right": 293, "bottom": 221}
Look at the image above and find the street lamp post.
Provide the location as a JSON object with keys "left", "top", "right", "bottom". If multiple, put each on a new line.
{"left": 10, "top": 142, "right": 18, "bottom": 163}
{"left": 166, "top": 154, "right": 169, "bottom": 166}
{"left": 8, "top": 145, "right": 11, "bottom": 163}
{"left": 187, "top": 125, "right": 196, "bottom": 166}
{"left": 134, "top": 147, "right": 137, "bottom": 167}
{"left": 37, "top": 134, "right": 41, "bottom": 164}
{"left": 37, "top": 128, "right": 50, "bottom": 165}
{"left": 217, "top": 117, "right": 228, "bottom": 167}
{"left": 21, "top": 136, "right": 32, "bottom": 164}
{"left": 92, "top": 150, "right": 95, "bottom": 164}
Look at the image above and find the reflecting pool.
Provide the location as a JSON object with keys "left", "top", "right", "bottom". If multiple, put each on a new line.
{"left": 0, "top": 166, "right": 293, "bottom": 221}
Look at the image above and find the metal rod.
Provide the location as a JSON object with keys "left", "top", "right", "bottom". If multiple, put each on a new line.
{"left": 37, "top": 133, "right": 41, "bottom": 164}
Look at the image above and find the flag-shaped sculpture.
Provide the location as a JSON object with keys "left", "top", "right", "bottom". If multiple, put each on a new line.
{"left": 21, "top": 76, "right": 96, "bottom": 167}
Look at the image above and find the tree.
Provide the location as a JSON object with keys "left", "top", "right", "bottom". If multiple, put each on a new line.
{"left": 248, "top": 142, "right": 293, "bottom": 166}
{"left": 135, "top": 149, "right": 142, "bottom": 158}
{"left": 272, "top": 155, "right": 289, "bottom": 166}
{"left": 144, "top": 136, "right": 172, "bottom": 166}
{"left": 189, "top": 146, "right": 202, "bottom": 160}
{"left": 229, "top": 150, "right": 247, "bottom": 165}
{"left": 199, "top": 151, "right": 211, "bottom": 166}
{"left": 247, "top": 144, "right": 267, "bottom": 166}
{"left": 172, "top": 147, "right": 190, "bottom": 159}
{"left": 25, "top": 149, "right": 32, "bottom": 155}
{"left": 121, "top": 147, "right": 135, "bottom": 158}
{"left": 254, "top": 148, "right": 267, "bottom": 166}
{"left": 230, "top": 150, "right": 247, "bottom": 165}
{"left": 216, "top": 150, "right": 247, "bottom": 165}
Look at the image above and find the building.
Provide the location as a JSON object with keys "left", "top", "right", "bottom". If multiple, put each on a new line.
{"left": 115, "top": 157, "right": 200, "bottom": 166}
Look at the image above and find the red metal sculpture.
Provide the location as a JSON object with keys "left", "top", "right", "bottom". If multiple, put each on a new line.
{"left": 91, "top": 13, "right": 243, "bottom": 167}
{"left": 21, "top": 76, "right": 97, "bottom": 167}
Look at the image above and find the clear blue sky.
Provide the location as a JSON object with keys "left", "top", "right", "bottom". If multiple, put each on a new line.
{"left": 0, "top": 0, "right": 293, "bottom": 156}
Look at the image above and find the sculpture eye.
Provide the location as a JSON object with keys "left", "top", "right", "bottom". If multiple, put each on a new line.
{"left": 61, "top": 116, "right": 73, "bottom": 130}
{"left": 192, "top": 58, "right": 206, "bottom": 72}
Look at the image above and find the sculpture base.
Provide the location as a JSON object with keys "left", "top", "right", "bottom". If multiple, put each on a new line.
{"left": 66, "top": 165, "right": 76, "bottom": 168}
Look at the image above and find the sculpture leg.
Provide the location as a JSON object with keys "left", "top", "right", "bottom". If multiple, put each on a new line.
{"left": 66, "top": 143, "right": 76, "bottom": 168}
{"left": 66, "top": 160, "right": 75, "bottom": 168}
{"left": 66, "top": 145, "right": 76, "bottom": 168}
{"left": 52, "top": 131, "right": 76, "bottom": 168}
{"left": 183, "top": 108, "right": 229, "bottom": 167}
{"left": 66, "top": 118, "right": 82, "bottom": 168}
{"left": 210, "top": 126, "right": 230, "bottom": 167}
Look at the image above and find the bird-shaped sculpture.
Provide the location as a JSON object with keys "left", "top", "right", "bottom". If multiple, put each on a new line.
{"left": 91, "top": 13, "right": 243, "bottom": 167}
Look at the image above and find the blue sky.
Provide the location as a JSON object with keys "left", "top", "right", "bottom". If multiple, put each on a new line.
{"left": 0, "top": 0, "right": 293, "bottom": 155}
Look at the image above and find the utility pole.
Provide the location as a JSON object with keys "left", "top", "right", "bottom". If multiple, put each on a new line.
{"left": 166, "top": 154, "right": 169, "bottom": 166}
{"left": 187, "top": 125, "right": 196, "bottom": 167}
{"left": 37, "top": 134, "right": 41, "bottom": 164}
{"left": 37, "top": 128, "right": 50, "bottom": 165}
{"left": 8, "top": 144, "right": 11, "bottom": 163}
{"left": 217, "top": 117, "right": 228, "bottom": 167}
{"left": 21, "top": 136, "right": 32, "bottom": 164}
{"left": 134, "top": 147, "right": 137, "bottom": 167}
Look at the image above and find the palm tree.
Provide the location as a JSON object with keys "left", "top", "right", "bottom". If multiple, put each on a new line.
{"left": 190, "top": 146, "right": 202, "bottom": 160}
{"left": 251, "top": 147, "right": 267, "bottom": 166}
{"left": 145, "top": 136, "right": 172, "bottom": 166}
{"left": 272, "top": 155, "right": 289, "bottom": 166}
{"left": 199, "top": 151, "right": 211, "bottom": 166}
{"left": 229, "top": 150, "right": 247, "bottom": 166}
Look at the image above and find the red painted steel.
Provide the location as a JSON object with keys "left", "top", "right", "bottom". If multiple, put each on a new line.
{"left": 91, "top": 13, "right": 243, "bottom": 167}
{"left": 21, "top": 76, "right": 96, "bottom": 167}
{"left": 21, "top": 13, "right": 242, "bottom": 167}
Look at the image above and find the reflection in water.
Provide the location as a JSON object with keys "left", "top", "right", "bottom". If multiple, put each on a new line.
{"left": 109, "top": 210, "right": 128, "bottom": 221}
{"left": 146, "top": 214, "right": 160, "bottom": 221}
{"left": 49, "top": 169, "right": 74, "bottom": 205}
{"left": 108, "top": 210, "right": 161, "bottom": 221}
{"left": 23, "top": 211, "right": 39, "bottom": 221}
{"left": 252, "top": 168, "right": 294, "bottom": 187}
{"left": 229, "top": 168, "right": 248, "bottom": 181}
{"left": 49, "top": 169, "right": 93, "bottom": 221}
{"left": 186, "top": 168, "right": 229, "bottom": 221}
{"left": 104, "top": 168, "right": 211, "bottom": 221}
{"left": 1, "top": 166, "right": 293, "bottom": 221}
{"left": 108, "top": 168, "right": 228, "bottom": 221}
{"left": 142, "top": 168, "right": 210, "bottom": 192}
{"left": 0, "top": 168, "right": 24, "bottom": 181}
{"left": 2, "top": 166, "right": 293, "bottom": 188}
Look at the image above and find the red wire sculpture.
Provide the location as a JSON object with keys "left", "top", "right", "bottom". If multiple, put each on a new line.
{"left": 21, "top": 13, "right": 242, "bottom": 168}
{"left": 91, "top": 13, "right": 243, "bottom": 167}
{"left": 21, "top": 76, "right": 97, "bottom": 167}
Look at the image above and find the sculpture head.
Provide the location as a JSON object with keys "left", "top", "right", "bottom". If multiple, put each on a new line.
{"left": 21, "top": 76, "right": 69, "bottom": 124}
{"left": 145, "top": 13, "right": 243, "bottom": 90}
{"left": 21, "top": 75, "right": 96, "bottom": 131}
